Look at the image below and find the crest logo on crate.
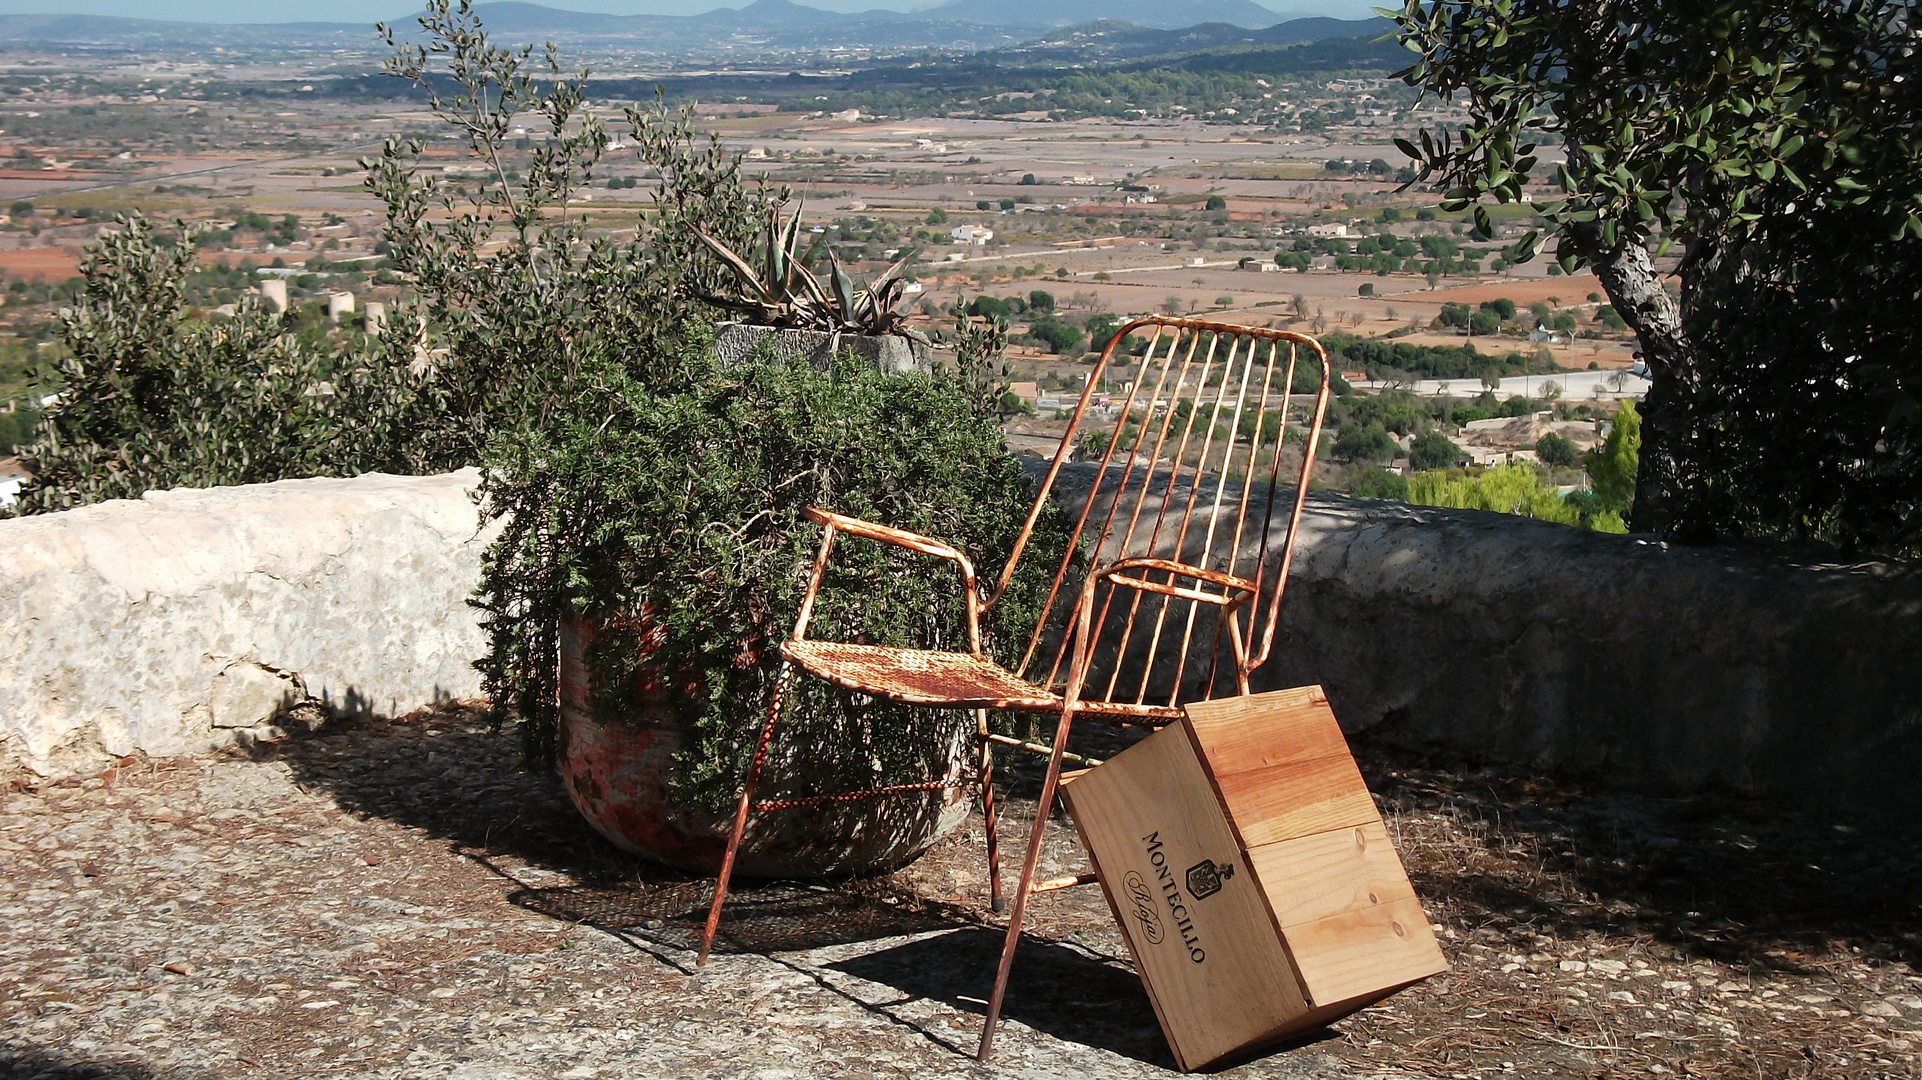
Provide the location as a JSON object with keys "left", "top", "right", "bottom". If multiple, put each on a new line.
{"left": 1184, "top": 858, "right": 1236, "bottom": 900}
{"left": 1122, "top": 871, "right": 1165, "bottom": 944}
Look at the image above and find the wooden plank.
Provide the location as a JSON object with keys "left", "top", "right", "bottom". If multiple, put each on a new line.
{"left": 1206, "top": 753, "right": 1380, "bottom": 848}
{"left": 1182, "top": 687, "right": 1341, "bottom": 777}
{"left": 1183, "top": 688, "right": 1380, "bottom": 847}
{"left": 1245, "top": 820, "right": 1417, "bottom": 929}
{"left": 1062, "top": 721, "right": 1308, "bottom": 1071}
{"left": 1281, "top": 895, "right": 1448, "bottom": 1007}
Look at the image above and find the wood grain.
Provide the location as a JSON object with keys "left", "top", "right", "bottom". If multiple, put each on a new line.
{"left": 1057, "top": 686, "right": 1445, "bottom": 1069}
{"left": 1281, "top": 894, "right": 1448, "bottom": 1007}
{"left": 1062, "top": 722, "right": 1308, "bottom": 1071}
{"left": 1245, "top": 820, "right": 1417, "bottom": 929}
{"left": 1183, "top": 688, "right": 1380, "bottom": 847}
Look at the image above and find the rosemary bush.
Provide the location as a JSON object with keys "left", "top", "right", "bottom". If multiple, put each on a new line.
{"left": 479, "top": 331, "right": 1070, "bottom": 810}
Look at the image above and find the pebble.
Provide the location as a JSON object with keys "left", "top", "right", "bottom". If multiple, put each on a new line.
{"left": 0, "top": 714, "right": 1357, "bottom": 1080}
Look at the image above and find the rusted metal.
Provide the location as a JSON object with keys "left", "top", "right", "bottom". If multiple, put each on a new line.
{"left": 695, "top": 317, "right": 1331, "bottom": 1064}
{"left": 751, "top": 778, "right": 972, "bottom": 812}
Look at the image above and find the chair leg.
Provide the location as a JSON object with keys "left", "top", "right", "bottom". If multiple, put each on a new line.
{"left": 976, "top": 709, "right": 1004, "bottom": 914}
{"left": 976, "top": 705, "right": 1078, "bottom": 1062}
{"left": 697, "top": 662, "right": 793, "bottom": 967}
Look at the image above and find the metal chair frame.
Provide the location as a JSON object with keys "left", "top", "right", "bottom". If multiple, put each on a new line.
{"left": 696, "top": 316, "right": 1332, "bottom": 1062}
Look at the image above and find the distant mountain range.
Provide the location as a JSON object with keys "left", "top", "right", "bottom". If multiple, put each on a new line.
{"left": 0, "top": 0, "right": 1386, "bottom": 52}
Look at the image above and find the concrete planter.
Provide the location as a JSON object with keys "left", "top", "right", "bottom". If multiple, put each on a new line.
{"left": 556, "top": 620, "right": 971, "bottom": 877}
{"left": 712, "top": 321, "right": 931, "bottom": 375}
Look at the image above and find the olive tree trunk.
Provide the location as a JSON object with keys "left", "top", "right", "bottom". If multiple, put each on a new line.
{"left": 1565, "top": 216, "right": 1697, "bottom": 534}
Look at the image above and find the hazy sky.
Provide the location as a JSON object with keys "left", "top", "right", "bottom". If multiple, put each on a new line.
{"left": 0, "top": 0, "right": 1367, "bottom": 26}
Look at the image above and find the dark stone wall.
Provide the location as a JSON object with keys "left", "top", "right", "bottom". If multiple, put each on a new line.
{"left": 1258, "top": 494, "right": 1922, "bottom": 812}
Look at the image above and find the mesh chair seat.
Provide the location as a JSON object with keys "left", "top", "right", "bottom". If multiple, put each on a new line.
{"left": 782, "top": 640, "right": 1060, "bottom": 711}
{"left": 782, "top": 640, "right": 1186, "bottom": 720}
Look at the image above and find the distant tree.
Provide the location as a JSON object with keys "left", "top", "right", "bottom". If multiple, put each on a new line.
{"left": 999, "top": 198, "right": 1015, "bottom": 210}
{"left": 1393, "top": 0, "right": 1922, "bottom": 548}
{"left": 1408, "top": 429, "right": 1462, "bottom": 471}
{"left": 1348, "top": 465, "right": 1409, "bottom": 500}
{"left": 1204, "top": 195, "right": 1227, "bottom": 211}
{"left": 1027, "top": 318, "right": 1084, "bottom": 354}
{"left": 976, "top": 200, "right": 992, "bottom": 211}
{"left": 1019, "top": 173, "right": 1038, "bottom": 185}
{"left": 1335, "top": 422, "right": 1399, "bottom": 463}
{"left": 1535, "top": 431, "right": 1580, "bottom": 468}
{"left": 1027, "top": 289, "right": 1055, "bottom": 313}
{"left": 925, "top": 207, "right": 948, "bottom": 224}
{"left": 8, "top": 201, "right": 30, "bottom": 218}
{"left": 1585, "top": 400, "right": 1641, "bottom": 513}
{"left": 967, "top": 295, "right": 1011, "bottom": 320}
{"left": 1085, "top": 312, "right": 1120, "bottom": 350}
{"left": 1213, "top": 295, "right": 1234, "bottom": 309}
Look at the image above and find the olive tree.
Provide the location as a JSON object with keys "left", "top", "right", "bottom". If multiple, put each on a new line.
{"left": 1389, "top": 0, "right": 1922, "bottom": 552}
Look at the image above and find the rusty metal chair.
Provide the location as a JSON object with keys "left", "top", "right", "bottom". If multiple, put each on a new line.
{"left": 697, "top": 316, "right": 1332, "bottom": 1061}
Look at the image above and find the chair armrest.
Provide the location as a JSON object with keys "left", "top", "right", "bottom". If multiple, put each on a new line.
{"left": 803, "top": 507, "right": 973, "bottom": 567}
{"left": 793, "top": 507, "right": 982, "bottom": 655}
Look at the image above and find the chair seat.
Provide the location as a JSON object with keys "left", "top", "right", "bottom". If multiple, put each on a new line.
{"left": 783, "top": 640, "right": 1062, "bottom": 711}
{"left": 781, "top": 640, "right": 1185, "bottom": 721}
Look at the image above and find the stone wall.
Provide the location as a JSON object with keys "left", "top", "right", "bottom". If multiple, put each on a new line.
{"left": 6, "top": 465, "right": 1916, "bottom": 811}
{"left": 0, "top": 469, "right": 495, "bottom": 777}
{"left": 1261, "top": 495, "right": 1922, "bottom": 813}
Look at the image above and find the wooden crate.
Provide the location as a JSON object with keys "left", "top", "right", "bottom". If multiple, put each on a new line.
{"left": 1059, "top": 685, "right": 1447, "bottom": 1071}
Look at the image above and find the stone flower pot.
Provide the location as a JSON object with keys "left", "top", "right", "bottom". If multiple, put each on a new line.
{"left": 713, "top": 321, "right": 931, "bottom": 375}
{"left": 556, "top": 620, "right": 972, "bottom": 878}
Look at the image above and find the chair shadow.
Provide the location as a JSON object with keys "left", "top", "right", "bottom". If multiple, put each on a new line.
{"left": 824, "top": 926, "right": 1181, "bottom": 1069}
{"left": 507, "top": 877, "right": 961, "bottom": 955}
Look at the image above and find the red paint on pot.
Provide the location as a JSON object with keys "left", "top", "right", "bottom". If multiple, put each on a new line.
{"left": 557, "top": 620, "right": 971, "bottom": 878}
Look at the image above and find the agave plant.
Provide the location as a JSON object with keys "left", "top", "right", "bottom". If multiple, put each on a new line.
{"left": 695, "top": 204, "right": 920, "bottom": 338}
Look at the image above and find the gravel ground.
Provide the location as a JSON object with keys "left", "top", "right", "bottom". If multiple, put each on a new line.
{"left": 2, "top": 703, "right": 1918, "bottom": 1080}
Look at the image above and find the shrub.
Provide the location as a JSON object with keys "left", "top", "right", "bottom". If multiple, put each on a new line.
{"left": 1535, "top": 431, "right": 1580, "bottom": 468}
{"left": 1348, "top": 465, "right": 1408, "bottom": 500}
{"left": 1409, "top": 464, "right": 1581, "bottom": 525}
{"left": 1408, "top": 429, "right": 1463, "bottom": 470}
{"left": 1027, "top": 318, "right": 1084, "bottom": 354}
{"left": 967, "top": 295, "right": 1012, "bottom": 320}
{"left": 1334, "top": 421, "right": 1398, "bottom": 463}
{"left": 481, "top": 331, "right": 1072, "bottom": 808}
{"left": 1585, "top": 400, "right": 1640, "bottom": 512}
{"left": 11, "top": 216, "right": 420, "bottom": 513}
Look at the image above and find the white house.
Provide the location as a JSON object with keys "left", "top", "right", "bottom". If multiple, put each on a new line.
{"left": 950, "top": 225, "right": 994, "bottom": 246}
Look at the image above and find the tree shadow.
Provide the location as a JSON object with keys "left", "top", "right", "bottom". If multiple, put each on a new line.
{"left": 0, "top": 1048, "right": 173, "bottom": 1079}
{"left": 1352, "top": 735, "right": 1922, "bottom": 972}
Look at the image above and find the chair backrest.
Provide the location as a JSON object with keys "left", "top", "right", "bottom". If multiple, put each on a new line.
{"left": 984, "top": 316, "right": 1331, "bottom": 709}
